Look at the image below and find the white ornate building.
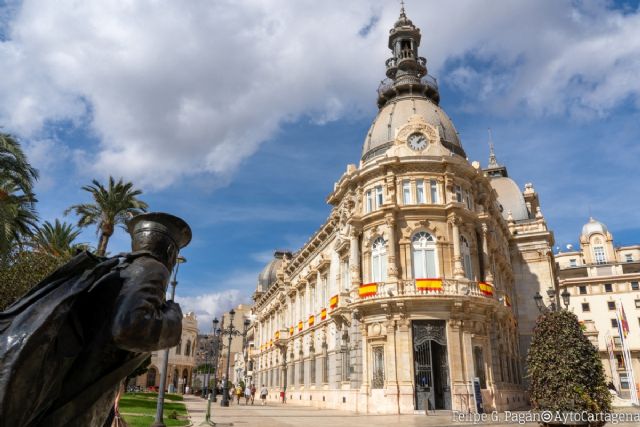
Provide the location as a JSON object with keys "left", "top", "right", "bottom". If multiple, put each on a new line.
{"left": 556, "top": 218, "right": 640, "bottom": 398}
{"left": 251, "top": 8, "right": 556, "bottom": 414}
{"left": 134, "top": 312, "right": 199, "bottom": 393}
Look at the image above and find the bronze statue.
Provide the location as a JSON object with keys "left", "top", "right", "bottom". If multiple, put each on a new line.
{"left": 0, "top": 212, "right": 192, "bottom": 427}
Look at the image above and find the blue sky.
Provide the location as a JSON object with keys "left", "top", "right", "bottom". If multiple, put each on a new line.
{"left": 1, "top": 0, "right": 640, "bottom": 330}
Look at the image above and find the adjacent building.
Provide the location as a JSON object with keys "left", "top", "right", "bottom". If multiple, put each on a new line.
{"left": 250, "top": 8, "right": 556, "bottom": 414}
{"left": 134, "top": 312, "right": 199, "bottom": 392}
{"left": 556, "top": 218, "right": 640, "bottom": 397}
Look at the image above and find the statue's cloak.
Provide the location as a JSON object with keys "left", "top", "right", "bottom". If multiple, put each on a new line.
{"left": 0, "top": 251, "right": 152, "bottom": 427}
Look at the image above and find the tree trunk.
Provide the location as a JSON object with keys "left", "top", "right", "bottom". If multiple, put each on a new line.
{"left": 96, "top": 233, "right": 109, "bottom": 257}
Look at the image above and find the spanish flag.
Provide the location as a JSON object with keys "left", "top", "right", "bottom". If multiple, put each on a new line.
{"left": 359, "top": 283, "right": 378, "bottom": 298}
{"left": 330, "top": 294, "right": 339, "bottom": 309}
{"left": 269, "top": 339, "right": 273, "bottom": 348}
{"left": 321, "top": 308, "right": 327, "bottom": 320}
{"left": 275, "top": 331, "right": 280, "bottom": 340}
{"left": 415, "top": 278, "right": 443, "bottom": 292}
{"left": 298, "top": 320, "right": 303, "bottom": 332}
{"left": 289, "top": 326, "right": 294, "bottom": 336}
{"left": 308, "top": 315, "right": 315, "bottom": 327}
{"left": 479, "top": 282, "right": 494, "bottom": 297}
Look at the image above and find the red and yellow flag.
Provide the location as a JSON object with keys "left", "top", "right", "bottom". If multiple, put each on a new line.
{"left": 269, "top": 339, "right": 273, "bottom": 348}
{"left": 320, "top": 308, "right": 327, "bottom": 320}
{"left": 298, "top": 320, "right": 303, "bottom": 332}
{"left": 330, "top": 294, "right": 339, "bottom": 309}
{"left": 359, "top": 283, "right": 378, "bottom": 298}
{"left": 415, "top": 278, "right": 443, "bottom": 292}
{"left": 289, "top": 326, "right": 294, "bottom": 336}
{"left": 274, "top": 331, "right": 280, "bottom": 340}
{"left": 308, "top": 315, "right": 315, "bottom": 327}
{"left": 479, "top": 282, "right": 494, "bottom": 297}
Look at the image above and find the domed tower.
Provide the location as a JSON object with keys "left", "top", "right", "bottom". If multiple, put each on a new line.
{"left": 251, "top": 6, "right": 554, "bottom": 415}
{"left": 580, "top": 217, "right": 614, "bottom": 265}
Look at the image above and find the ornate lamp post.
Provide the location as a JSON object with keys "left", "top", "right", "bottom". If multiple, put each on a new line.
{"left": 220, "top": 310, "right": 250, "bottom": 407}
{"left": 533, "top": 286, "right": 570, "bottom": 313}
{"left": 210, "top": 318, "right": 222, "bottom": 402}
{"left": 152, "top": 255, "right": 186, "bottom": 427}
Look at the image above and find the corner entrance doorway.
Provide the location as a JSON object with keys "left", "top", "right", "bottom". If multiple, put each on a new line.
{"left": 412, "top": 320, "right": 451, "bottom": 411}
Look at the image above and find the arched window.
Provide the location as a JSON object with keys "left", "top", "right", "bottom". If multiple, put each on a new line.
{"left": 461, "top": 236, "right": 473, "bottom": 280}
{"left": 371, "top": 237, "right": 387, "bottom": 283}
{"left": 412, "top": 232, "right": 437, "bottom": 278}
{"left": 185, "top": 339, "right": 192, "bottom": 357}
{"left": 176, "top": 339, "right": 181, "bottom": 355}
{"left": 593, "top": 246, "right": 606, "bottom": 264}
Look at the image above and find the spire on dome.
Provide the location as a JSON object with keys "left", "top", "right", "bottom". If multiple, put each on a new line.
{"left": 484, "top": 129, "right": 509, "bottom": 178}
{"left": 377, "top": 1, "right": 440, "bottom": 108}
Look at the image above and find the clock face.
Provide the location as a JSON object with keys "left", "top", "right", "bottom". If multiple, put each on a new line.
{"left": 407, "top": 132, "right": 427, "bottom": 151}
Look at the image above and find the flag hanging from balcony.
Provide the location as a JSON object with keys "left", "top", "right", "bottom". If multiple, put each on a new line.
{"left": 274, "top": 331, "right": 280, "bottom": 340}
{"left": 330, "top": 295, "right": 339, "bottom": 309}
{"left": 415, "top": 278, "right": 442, "bottom": 292}
{"left": 289, "top": 326, "right": 294, "bottom": 336}
{"left": 321, "top": 308, "right": 327, "bottom": 320}
{"left": 269, "top": 339, "right": 273, "bottom": 348}
{"left": 298, "top": 320, "right": 303, "bottom": 332}
{"left": 308, "top": 315, "right": 315, "bottom": 326}
{"left": 479, "top": 282, "right": 494, "bottom": 297}
{"left": 359, "top": 283, "right": 378, "bottom": 298}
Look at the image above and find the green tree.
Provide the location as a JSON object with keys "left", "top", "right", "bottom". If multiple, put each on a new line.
{"left": 527, "top": 310, "right": 611, "bottom": 416}
{"left": 30, "top": 219, "right": 84, "bottom": 257}
{"left": 0, "top": 250, "right": 68, "bottom": 310}
{"left": 65, "top": 177, "right": 148, "bottom": 256}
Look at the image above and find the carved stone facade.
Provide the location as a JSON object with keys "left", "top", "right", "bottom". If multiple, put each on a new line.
{"left": 250, "top": 8, "right": 554, "bottom": 414}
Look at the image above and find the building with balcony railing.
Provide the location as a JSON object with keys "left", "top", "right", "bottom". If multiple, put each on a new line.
{"left": 556, "top": 219, "right": 640, "bottom": 397}
{"left": 250, "top": 6, "right": 555, "bottom": 415}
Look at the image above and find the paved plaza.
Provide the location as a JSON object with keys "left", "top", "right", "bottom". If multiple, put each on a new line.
{"left": 182, "top": 395, "right": 640, "bottom": 427}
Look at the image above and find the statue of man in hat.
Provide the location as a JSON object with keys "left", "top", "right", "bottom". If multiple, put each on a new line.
{"left": 0, "top": 212, "right": 192, "bottom": 427}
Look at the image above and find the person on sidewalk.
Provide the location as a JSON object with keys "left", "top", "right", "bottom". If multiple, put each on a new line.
{"left": 235, "top": 384, "right": 243, "bottom": 404}
{"left": 250, "top": 384, "right": 256, "bottom": 405}
{"left": 244, "top": 384, "right": 251, "bottom": 405}
{"left": 260, "top": 384, "right": 268, "bottom": 406}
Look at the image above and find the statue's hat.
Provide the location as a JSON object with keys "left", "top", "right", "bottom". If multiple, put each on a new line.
{"left": 127, "top": 212, "right": 192, "bottom": 249}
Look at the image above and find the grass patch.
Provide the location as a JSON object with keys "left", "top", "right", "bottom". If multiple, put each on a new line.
{"left": 119, "top": 392, "right": 187, "bottom": 418}
{"left": 121, "top": 415, "right": 188, "bottom": 427}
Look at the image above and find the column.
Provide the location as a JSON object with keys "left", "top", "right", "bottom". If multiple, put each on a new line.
{"left": 451, "top": 218, "right": 465, "bottom": 279}
{"left": 359, "top": 322, "right": 370, "bottom": 412}
{"left": 385, "top": 214, "right": 398, "bottom": 282}
{"left": 349, "top": 227, "right": 361, "bottom": 289}
{"left": 481, "top": 224, "right": 493, "bottom": 283}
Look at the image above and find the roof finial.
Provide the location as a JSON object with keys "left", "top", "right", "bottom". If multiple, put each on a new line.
{"left": 488, "top": 128, "right": 499, "bottom": 168}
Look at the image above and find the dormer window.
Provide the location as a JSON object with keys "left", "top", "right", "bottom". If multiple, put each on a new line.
{"left": 625, "top": 254, "right": 633, "bottom": 263}
{"left": 569, "top": 259, "right": 577, "bottom": 267}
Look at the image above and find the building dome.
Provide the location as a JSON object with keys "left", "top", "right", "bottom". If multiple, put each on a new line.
{"left": 362, "top": 96, "right": 464, "bottom": 162}
{"left": 581, "top": 217, "right": 608, "bottom": 237}
{"left": 490, "top": 177, "right": 529, "bottom": 221}
{"left": 257, "top": 250, "right": 291, "bottom": 291}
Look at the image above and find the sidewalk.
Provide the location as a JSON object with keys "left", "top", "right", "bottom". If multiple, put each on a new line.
{"left": 181, "top": 395, "right": 640, "bottom": 427}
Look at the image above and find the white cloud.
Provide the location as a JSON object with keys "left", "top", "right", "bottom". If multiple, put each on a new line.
{"left": 0, "top": 0, "right": 639, "bottom": 189}
{"left": 177, "top": 289, "right": 250, "bottom": 334}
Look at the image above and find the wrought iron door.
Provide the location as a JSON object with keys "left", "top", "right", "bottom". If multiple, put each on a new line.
{"left": 412, "top": 320, "right": 450, "bottom": 410}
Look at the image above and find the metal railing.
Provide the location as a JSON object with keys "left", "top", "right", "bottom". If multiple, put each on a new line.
{"left": 357, "top": 279, "right": 502, "bottom": 302}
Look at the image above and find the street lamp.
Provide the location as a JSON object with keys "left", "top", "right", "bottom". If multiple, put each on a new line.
{"left": 210, "top": 318, "right": 222, "bottom": 402}
{"left": 534, "top": 286, "right": 570, "bottom": 313}
{"left": 220, "top": 310, "right": 251, "bottom": 407}
{"left": 152, "top": 255, "right": 186, "bottom": 427}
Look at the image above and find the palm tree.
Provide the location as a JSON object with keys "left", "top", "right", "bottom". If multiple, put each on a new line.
{"left": 0, "top": 180, "right": 38, "bottom": 257}
{"left": 30, "top": 219, "right": 84, "bottom": 257}
{"left": 65, "top": 177, "right": 149, "bottom": 256}
{"left": 0, "top": 133, "right": 39, "bottom": 256}
{"left": 0, "top": 133, "right": 39, "bottom": 196}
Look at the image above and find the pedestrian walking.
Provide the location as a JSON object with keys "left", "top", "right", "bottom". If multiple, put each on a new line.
{"left": 235, "top": 384, "right": 243, "bottom": 404}
{"left": 244, "top": 384, "right": 251, "bottom": 405}
{"left": 250, "top": 384, "right": 256, "bottom": 405}
{"left": 260, "top": 384, "right": 268, "bottom": 406}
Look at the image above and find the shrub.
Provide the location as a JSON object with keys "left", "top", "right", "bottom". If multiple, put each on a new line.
{"left": 527, "top": 310, "right": 611, "bottom": 415}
